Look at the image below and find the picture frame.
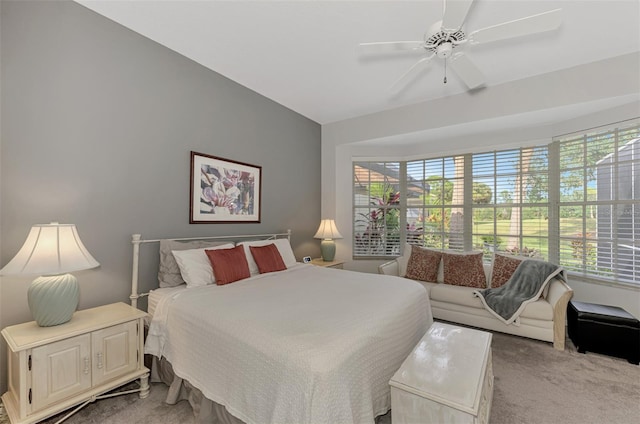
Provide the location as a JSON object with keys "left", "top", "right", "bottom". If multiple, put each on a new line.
{"left": 190, "top": 151, "right": 262, "bottom": 223}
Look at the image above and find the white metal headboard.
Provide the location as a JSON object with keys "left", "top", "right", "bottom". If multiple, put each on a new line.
{"left": 130, "top": 230, "right": 291, "bottom": 308}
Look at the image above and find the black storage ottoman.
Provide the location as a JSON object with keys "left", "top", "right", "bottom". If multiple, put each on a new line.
{"left": 568, "top": 300, "right": 640, "bottom": 365}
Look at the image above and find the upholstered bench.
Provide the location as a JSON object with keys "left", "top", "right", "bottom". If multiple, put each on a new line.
{"left": 567, "top": 300, "right": 640, "bottom": 365}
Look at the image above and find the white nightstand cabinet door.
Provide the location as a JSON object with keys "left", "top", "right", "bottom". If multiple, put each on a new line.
{"left": 31, "top": 334, "right": 92, "bottom": 412}
{"left": 91, "top": 321, "right": 138, "bottom": 386}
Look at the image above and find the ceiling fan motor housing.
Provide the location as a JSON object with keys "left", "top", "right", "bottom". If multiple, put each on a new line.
{"left": 425, "top": 20, "right": 466, "bottom": 58}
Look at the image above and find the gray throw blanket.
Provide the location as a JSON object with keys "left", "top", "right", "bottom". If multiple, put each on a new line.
{"left": 473, "top": 260, "right": 565, "bottom": 326}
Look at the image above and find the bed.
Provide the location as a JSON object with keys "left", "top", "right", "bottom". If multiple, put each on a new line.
{"left": 131, "top": 231, "right": 433, "bottom": 424}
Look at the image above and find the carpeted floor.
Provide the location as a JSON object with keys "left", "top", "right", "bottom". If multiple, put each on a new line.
{"left": 487, "top": 332, "right": 639, "bottom": 424}
{"left": 2, "top": 328, "right": 638, "bottom": 424}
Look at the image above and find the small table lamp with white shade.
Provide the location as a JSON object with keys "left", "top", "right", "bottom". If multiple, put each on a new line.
{"left": 314, "top": 219, "right": 343, "bottom": 262}
{"left": 0, "top": 223, "right": 99, "bottom": 327}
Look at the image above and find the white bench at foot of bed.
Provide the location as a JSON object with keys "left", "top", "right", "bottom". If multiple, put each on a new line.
{"left": 390, "top": 322, "right": 494, "bottom": 424}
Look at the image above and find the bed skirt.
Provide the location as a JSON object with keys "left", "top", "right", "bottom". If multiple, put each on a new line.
{"left": 150, "top": 356, "right": 391, "bottom": 424}
{"left": 151, "top": 356, "right": 245, "bottom": 424}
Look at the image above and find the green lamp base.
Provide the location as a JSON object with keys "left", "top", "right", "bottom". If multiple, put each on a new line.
{"left": 320, "top": 239, "right": 336, "bottom": 262}
{"left": 28, "top": 273, "right": 79, "bottom": 327}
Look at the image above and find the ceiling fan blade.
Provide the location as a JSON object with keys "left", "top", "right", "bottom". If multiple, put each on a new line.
{"left": 441, "top": 0, "right": 475, "bottom": 32}
{"left": 449, "top": 52, "right": 485, "bottom": 89}
{"left": 359, "top": 41, "right": 424, "bottom": 53}
{"left": 468, "top": 8, "right": 562, "bottom": 44}
{"left": 390, "top": 53, "right": 436, "bottom": 92}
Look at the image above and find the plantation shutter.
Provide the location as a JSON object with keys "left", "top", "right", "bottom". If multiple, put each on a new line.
{"left": 405, "top": 156, "right": 466, "bottom": 251}
{"left": 353, "top": 161, "right": 402, "bottom": 257}
{"left": 555, "top": 120, "right": 640, "bottom": 284}
{"left": 352, "top": 118, "right": 639, "bottom": 287}
{"left": 471, "top": 148, "right": 550, "bottom": 259}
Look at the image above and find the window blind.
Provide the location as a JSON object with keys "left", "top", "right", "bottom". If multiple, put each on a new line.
{"left": 555, "top": 120, "right": 640, "bottom": 284}
{"left": 405, "top": 156, "right": 465, "bottom": 251}
{"left": 353, "top": 161, "right": 402, "bottom": 257}
{"left": 471, "top": 147, "right": 549, "bottom": 259}
{"left": 352, "top": 118, "right": 639, "bottom": 287}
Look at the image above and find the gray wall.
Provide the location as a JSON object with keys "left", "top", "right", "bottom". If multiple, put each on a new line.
{"left": 0, "top": 0, "right": 321, "bottom": 391}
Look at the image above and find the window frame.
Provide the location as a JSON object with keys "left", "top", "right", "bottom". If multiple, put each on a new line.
{"left": 554, "top": 120, "right": 640, "bottom": 286}
{"left": 352, "top": 118, "right": 640, "bottom": 288}
{"left": 352, "top": 161, "right": 403, "bottom": 259}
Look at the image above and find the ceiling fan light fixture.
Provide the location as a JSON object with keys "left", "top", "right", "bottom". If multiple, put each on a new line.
{"left": 436, "top": 42, "right": 453, "bottom": 59}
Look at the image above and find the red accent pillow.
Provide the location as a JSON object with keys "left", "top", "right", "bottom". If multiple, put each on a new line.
{"left": 491, "top": 253, "right": 524, "bottom": 288}
{"left": 405, "top": 246, "right": 442, "bottom": 282}
{"left": 442, "top": 251, "right": 486, "bottom": 288}
{"left": 249, "top": 244, "right": 287, "bottom": 274}
{"left": 205, "top": 245, "right": 251, "bottom": 285}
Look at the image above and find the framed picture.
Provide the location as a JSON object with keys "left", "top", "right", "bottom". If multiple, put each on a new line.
{"left": 190, "top": 151, "right": 262, "bottom": 223}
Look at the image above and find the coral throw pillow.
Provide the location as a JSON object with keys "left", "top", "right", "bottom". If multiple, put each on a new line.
{"left": 250, "top": 244, "right": 287, "bottom": 274}
{"left": 205, "top": 245, "right": 251, "bottom": 285}
{"left": 491, "top": 253, "right": 524, "bottom": 288}
{"left": 405, "top": 246, "right": 442, "bottom": 282}
{"left": 172, "top": 243, "right": 235, "bottom": 288}
{"left": 442, "top": 251, "right": 486, "bottom": 288}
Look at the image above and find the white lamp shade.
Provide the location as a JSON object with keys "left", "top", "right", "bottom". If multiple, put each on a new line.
{"left": 314, "top": 219, "right": 343, "bottom": 240}
{"left": 1, "top": 223, "right": 99, "bottom": 276}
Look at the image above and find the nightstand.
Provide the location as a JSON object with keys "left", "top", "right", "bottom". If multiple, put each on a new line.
{"left": 310, "top": 258, "right": 345, "bottom": 269}
{"left": 1, "top": 302, "right": 149, "bottom": 424}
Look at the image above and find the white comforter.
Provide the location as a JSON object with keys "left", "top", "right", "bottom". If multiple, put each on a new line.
{"left": 145, "top": 264, "right": 432, "bottom": 424}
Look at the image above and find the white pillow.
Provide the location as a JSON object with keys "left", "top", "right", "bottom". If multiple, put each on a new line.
{"left": 172, "top": 243, "right": 235, "bottom": 288}
{"left": 239, "top": 238, "right": 297, "bottom": 275}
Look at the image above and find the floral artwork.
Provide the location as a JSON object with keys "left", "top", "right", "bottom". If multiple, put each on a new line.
{"left": 190, "top": 152, "right": 261, "bottom": 223}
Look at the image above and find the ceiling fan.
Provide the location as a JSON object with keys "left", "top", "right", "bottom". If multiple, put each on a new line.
{"left": 359, "top": 0, "right": 562, "bottom": 91}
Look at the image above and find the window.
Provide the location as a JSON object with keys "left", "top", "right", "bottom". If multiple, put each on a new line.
{"left": 556, "top": 121, "right": 640, "bottom": 284}
{"left": 406, "top": 156, "right": 465, "bottom": 250}
{"left": 353, "top": 161, "right": 401, "bottom": 257}
{"left": 471, "top": 147, "right": 549, "bottom": 259}
{"left": 352, "top": 119, "right": 640, "bottom": 286}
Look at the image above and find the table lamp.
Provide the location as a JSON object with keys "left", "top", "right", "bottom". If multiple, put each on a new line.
{"left": 0, "top": 223, "right": 99, "bottom": 327}
{"left": 314, "top": 219, "right": 343, "bottom": 262}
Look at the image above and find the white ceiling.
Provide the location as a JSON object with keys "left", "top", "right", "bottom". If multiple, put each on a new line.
{"left": 76, "top": 0, "right": 640, "bottom": 125}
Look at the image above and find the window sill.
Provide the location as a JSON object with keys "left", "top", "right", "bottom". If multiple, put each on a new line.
{"left": 565, "top": 271, "right": 640, "bottom": 291}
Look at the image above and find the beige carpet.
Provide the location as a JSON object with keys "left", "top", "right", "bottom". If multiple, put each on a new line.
{"left": 2, "top": 328, "right": 638, "bottom": 424}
